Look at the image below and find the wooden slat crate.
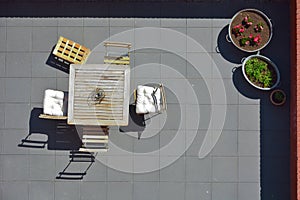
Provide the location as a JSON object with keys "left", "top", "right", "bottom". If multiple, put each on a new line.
{"left": 79, "top": 126, "right": 109, "bottom": 152}
{"left": 53, "top": 36, "right": 90, "bottom": 64}
{"left": 68, "top": 64, "right": 130, "bottom": 126}
{"left": 104, "top": 55, "right": 130, "bottom": 65}
{"left": 103, "top": 41, "right": 131, "bottom": 65}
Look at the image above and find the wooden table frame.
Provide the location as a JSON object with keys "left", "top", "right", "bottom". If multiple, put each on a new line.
{"left": 68, "top": 64, "right": 130, "bottom": 126}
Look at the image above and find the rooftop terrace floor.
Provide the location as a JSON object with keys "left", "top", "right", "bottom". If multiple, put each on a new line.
{"left": 0, "top": 1, "right": 291, "bottom": 200}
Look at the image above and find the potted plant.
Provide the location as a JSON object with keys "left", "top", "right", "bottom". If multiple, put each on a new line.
{"left": 227, "top": 9, "right": 272, "bottom": 52}
{"left": 242, "top": 54, "right": 280, "bottom": 90}
{"left": 270, "top": 89, "right": 286, "bottom": 106}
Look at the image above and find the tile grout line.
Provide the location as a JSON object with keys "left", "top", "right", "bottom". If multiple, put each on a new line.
{"left": 210, "top": 130, "right": 213, "bottom": 200}
{"left": 210, "top": 19, "right": 213, "bottom": 79}
{"left": 236, "top": 83, "right": 240, "bottom": 200}
{"left": 0, "top": 154, "right": 2, "bottom": 199}
{"left": 107, "top": 18, "right": 110, "bottom": 200}
{"left": 158, "top": 16, "right": 161, "bottom": 196}
{"left": 53, "top": 18, "right": 59, "bottom": 200}
{"left": 3, "top": 19, "right": 7, "bottom": 131}
{"left": 28, "top": 21, "right": 33, "bottom": 193}
{"left": 185, "top": 18, "right": 188, "bottom": 84}
{"left": 30, "top": 22, "right": 33, "bottom": 111}
{"left": 132, "top": 19, "right": 136, "bottom": 194}
{"left": 159, "top": 18, "right": 162, "bottom": 131}
{"left": 184, "top": 17, "right": 187, "bottom": 192}
{"left": 55, "top": 19, "right": 59, "bottom": 91}
{"left": 105, "top": 156, "right": 108, "bottom": 200}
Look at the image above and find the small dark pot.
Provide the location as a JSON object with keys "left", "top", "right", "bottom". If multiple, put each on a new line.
{"left": 270, "top": 89, "right": 286, "bottom": 106}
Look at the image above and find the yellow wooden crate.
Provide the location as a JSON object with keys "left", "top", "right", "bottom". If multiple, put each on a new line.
{"left": 53, "top": 36, "right": 90, "bottom": 64}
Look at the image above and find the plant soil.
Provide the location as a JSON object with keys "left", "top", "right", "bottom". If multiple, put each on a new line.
{"left": 272, "top": 93, "right": 283, "bottom": 104}
{"left": 230, "top": 10, "right": 271, "bottom": 51}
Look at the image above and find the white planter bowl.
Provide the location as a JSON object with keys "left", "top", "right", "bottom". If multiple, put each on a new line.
{"left": 228, "top": 8, "right": 273, "bottom": 53}
{"left": 242, "top": 54, "right": 280, "bottom": 90}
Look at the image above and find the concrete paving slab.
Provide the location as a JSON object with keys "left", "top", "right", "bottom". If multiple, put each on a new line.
{"left": 29, "top": 181, "right": 54, "bottom": 200}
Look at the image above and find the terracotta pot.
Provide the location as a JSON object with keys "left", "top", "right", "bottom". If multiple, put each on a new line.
{"left": 270, "top": 89, "right": 286, "bottom": 106}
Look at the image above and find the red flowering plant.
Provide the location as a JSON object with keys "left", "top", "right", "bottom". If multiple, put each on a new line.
{"left": 242, "top": 16, "right": 253, "bottom": 27}
{"left": 252, "top": 34, "right": 261, "bottom": 45}
{"left": 230, "top": 10, "right": 270, "bottom": 51}
{"left": 254, "top": 22, "right": 264, "bottom": 32}
{"left": 232, "top": 17, "right": 252, "bottom": 37}
{"left": 239, "top": 34, "right": 261, "bottom": 46}
{"left": 232, "top": 24, "right": 245, "bottom": 37}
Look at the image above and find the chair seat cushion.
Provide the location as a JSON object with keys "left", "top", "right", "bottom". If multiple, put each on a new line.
{"left": 43, "top": 89, "right": 64, "bottom": 116}
{"left": 136, "top": 85, "right": 161, "bottom": 114}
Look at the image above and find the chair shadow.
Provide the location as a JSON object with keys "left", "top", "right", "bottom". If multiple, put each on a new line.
{"left": 19, "top": 107, "right": 82, "bottom": 150}
{"left": 18, "top": 107, "right": 96, "bottom": 180}
{"left": 119, "top": 105, "right": 146, "bottom": 139}
{"left": 56, "top": 150, "right": 96, "bottom": 180}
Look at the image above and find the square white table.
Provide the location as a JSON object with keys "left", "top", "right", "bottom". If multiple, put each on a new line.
{"left": 68, "top": 64, "right": 130, "bottom": 126}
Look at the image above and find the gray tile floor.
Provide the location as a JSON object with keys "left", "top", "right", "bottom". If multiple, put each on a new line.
{"left": 0, "top": 15, "right": 290, "bottom": 200}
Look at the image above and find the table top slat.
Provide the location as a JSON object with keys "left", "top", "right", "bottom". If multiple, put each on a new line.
{"left": 68, "top": 64, "right": 130, "bottom": 126}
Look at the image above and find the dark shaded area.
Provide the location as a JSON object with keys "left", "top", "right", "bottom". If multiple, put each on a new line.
{"left": 216, "top": 25, "right": 250, "bottom": 64}
{"left": 218, "top": 3, "right": 290, "bottom": 198}
{"left": 232, "top": 66, "right": 290, "bottom": 199}
{"left": 18, "top": 108, "right": 97, "bottom": 179}
{"left": 119, "top": 104, "right": 146, "bottom": 139}
{"left": 260, "top": 90, "right": 290, "bottom": 199}
{"left": 0, "top": 0, "right": 289, "bottom": 18}
{"left": 232, "top": 67, "right": 265, "bottom": 100}
{"left": 46, "top": 46, "right": 70, "bottom": 74}
{"left": 18, "top": 107, "right": 82, "bottom": 150}
{"left": 62, "top": 91, "right": 69, "bottom": 116}
{"left": 56, "top": 150, "right": 95, "bottom": 180}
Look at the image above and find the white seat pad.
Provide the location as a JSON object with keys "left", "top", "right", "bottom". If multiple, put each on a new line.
{"left": 136, "top": 85, "right": 161, "bottom": 114}
{"left": 43, "top": 89, "right": 64, "bottom": 116}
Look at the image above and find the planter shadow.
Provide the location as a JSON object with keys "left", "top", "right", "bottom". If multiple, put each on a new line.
{"left": 232, "top": 66, "right": 266, "bottom": 100}
{"left": 216, "top": 25, "right": 249, "bottom": 64}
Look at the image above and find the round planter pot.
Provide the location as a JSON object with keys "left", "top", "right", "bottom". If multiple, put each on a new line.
{"left": 228, "top": 8, "right": 272, "bottom": 53}
{"left": 242, "top": 54, "right": 280, "bottom": 90}
{"left": 270, "top": 89, "right": 286, "bottom": 106}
